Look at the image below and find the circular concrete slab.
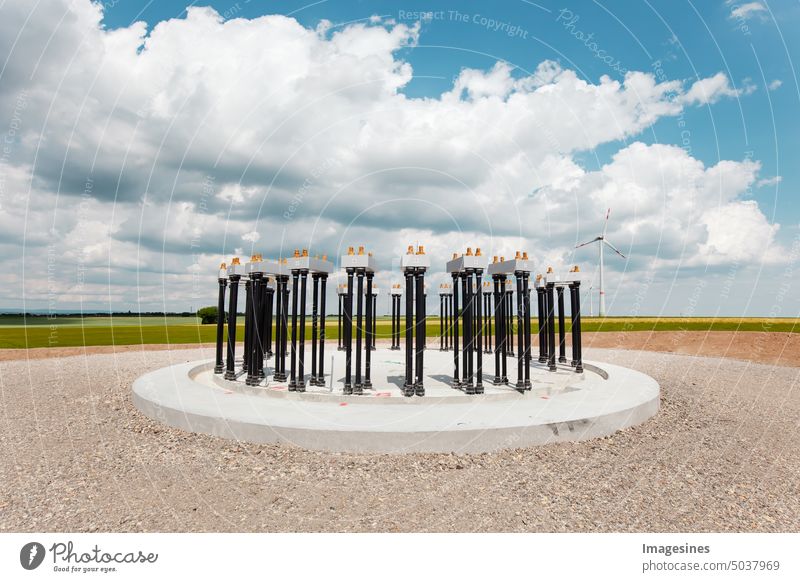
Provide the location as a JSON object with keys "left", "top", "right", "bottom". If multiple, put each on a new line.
{"left": 132, "top": 347, "right": 659, "bottom": 453}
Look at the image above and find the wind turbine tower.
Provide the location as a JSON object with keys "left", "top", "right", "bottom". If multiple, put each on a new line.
{"left": 575, "top": 208, "right": 626, "bottom": 317}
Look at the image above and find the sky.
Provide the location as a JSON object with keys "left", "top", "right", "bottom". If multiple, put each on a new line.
{"left": 0, "top": 0, "right": 798, "bottom": 316}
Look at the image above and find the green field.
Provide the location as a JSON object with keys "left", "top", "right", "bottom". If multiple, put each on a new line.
{"left": 0, "top": 316, "right": 198, "bottom": 327}
{"left": 0, "top": 315, "right": 797, "bottom": 349}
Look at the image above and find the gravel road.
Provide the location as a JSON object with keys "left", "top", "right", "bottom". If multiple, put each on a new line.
{"left": 1, "top": 345, "right": 798, "bottom": 532}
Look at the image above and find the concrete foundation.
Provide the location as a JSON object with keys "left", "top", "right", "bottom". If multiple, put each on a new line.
{"left": 132, "top": 347, "right": 659, "bottom": 453}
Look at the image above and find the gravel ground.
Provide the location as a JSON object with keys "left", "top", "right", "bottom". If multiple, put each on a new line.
{"left": 0, "top": 345, "right": 798, "bottom": 532}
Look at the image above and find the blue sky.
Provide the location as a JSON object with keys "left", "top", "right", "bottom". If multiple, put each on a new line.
{"left": 1, "top": 0, "right": 799, "bottom": 316}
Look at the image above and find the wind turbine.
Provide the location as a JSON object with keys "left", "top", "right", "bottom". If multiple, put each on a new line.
{"left": 575, "top": 208, "right": 626, "bottom": 317}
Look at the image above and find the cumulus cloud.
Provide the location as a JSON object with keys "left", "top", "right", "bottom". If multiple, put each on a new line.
{"left": 681, "top": 72, "right": 743, "bottom": 105}
{"left": 528, "top": 142, "right": 781, "bottom": 270}
{"left": 756, "top": 176, "right": 782, "bottom": 188}
{"left": 698, "top": 201, "right": 782, "bottom": 265}
{"left": 0, "top": 0, "right": 783, "bottom": 313}
{"left": 768, "top": 79, "right": 783, "bottom": 91}
{"left": 727, "top": 2, "right": 768, "bottom": 21}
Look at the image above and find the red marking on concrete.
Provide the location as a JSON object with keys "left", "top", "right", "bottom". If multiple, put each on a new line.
{"left": 540, "top": 396, "right": 549, "bottom": 399}
{"left": 375, "top": 392, "right": 392, "bottom": 397}
{"left": 270, "top": 386, "right": 287, "bottom": 391}
{"left": 339, "top": 402, "right": 348, "bottom": 406}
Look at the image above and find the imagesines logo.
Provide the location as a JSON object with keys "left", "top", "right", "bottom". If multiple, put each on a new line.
{"left": 20, "top": 542, "right": 46, "bottom": 570}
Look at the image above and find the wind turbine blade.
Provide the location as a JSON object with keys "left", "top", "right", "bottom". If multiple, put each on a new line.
{"left": 575, "top": 236, "right": 602, "bottom": 249}
{"left": 603, "top": 238, "right": 626, "bottom": 259}
{"left": 602, "top": 208, "right": 611, "bottom": 237}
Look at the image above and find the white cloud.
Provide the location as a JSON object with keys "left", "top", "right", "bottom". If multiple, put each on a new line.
{"left": 728, "top": 2, "right": 768, "bottom": 21}
{"left": 681, "top": 72, "right": 742, "bottom": 105}
{"left": 698, "top": 200, "right": 781, "bottom": 265}
{"left": 756, "top": 176, "right": 782, "bottom": 187}
{"left": 741, "top": 77, "right": 758, "bottom": 95}
{"left": 529, "top": 142, "right": 781, "bottom": 269}
{"left": 768, "top": 79, "right": 783, "bottom": 91}
{"left": 0, "top": 0, "right": 783, "bottom": 313}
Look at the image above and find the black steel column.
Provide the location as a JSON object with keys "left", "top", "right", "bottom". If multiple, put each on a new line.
{"left": 452, "top": 274, "right": 460, "bottom": 388}
{"left": 258, "top": 279, "right": 269, "bottom": 379}
{"left": 570, "top": 282, "right": 583, "bottom": 373}
{"left": 214, "top": 276, "right": 227, "bottom": 374}
{"left": 343, "top": 269, "right": 354, "bottom": 394}
{"left": 423, "top": 291, "right": 428, "bottom": 350}
{"left": 391, "top": 295, "right": 395, "bottom": 349}
{"left": 523, "top": 273, "right": 532, "bottom": 389}
{"left": 448, "top": 293, "right": 453, "bottom": 351}
{"left": 492, "top": 277, "right": 501, "bottom": 384}
{"left": 557, "top": 286, "right": 567, "bottom": 364}
{"left": 515, "top": 273, "right": 525, "bottom": 390}
{"left": 460, "top": 272, "right": 469, "bottom": 390}
{"left": 443, "top": 293, "right": 449, "bottom": 351}
{"left": 297, "top": 271, "right": 308, "bottom": 391}
{"left": 482, "top": 292, "right": 488, "bottom": 354}
{"left": 281, "top": 277, "right": 290, "bottom": 379}
{"left": 265, "top": 280, "right": 274, "bottom": 358}
{"left": 337, "top": 291, "right": 343, "bottom": 351}
{"left": 224, "top": 275, "right": 240, "bottom": 380}
{"left": 547, "top": 283, "right": 557, "bottom": 372}
{"left": 243, "top": 279, "right": 251, "bottom": 374}
{"left": 255, "top": 275, "right": 266, "bottom": 380}
{"left": 466, "top": 271, "right": 475, "bottom": 392}
{"left": 311, "top": 274, "right": 319, "bottom": 386}
{"left": 273, "top": 277, "right": 285, "bottom": 381}
{"left": 398, "top": 294, "right": 403, "bottom": 350}
{"left": 500, "top": 276, "right": 508, "bottom": 383}
{"left": 414, "top": 269, "right": 425, "bottom": 396}
{"left": 475, "top": 270, "right": 484, "bottom": 393}
{"left": 317, "top": 275, "right": 328, "bottom": 387}
{"left": 439, "top": 294, "right": 444, "bottom": 351}
{"left": 354, "top": 270, "right": 364, "bottom": 395}
{"left": 537, "top": 285, "right": 547, "bottom": 363}
{"left": 364, "top": 272, "right": 374, "bottom": 389}
{"left": 506, "top": 288, "right": 515, "bottom": 357}
{"left": 472, "top": 289, "right": 478, "bottom": 353}
{"left": 448, "top": 292, "right": 454, "bottom": 356}
{"left": 404, "top": 270, "right": 414, "bottom": 396}
{"left": 390, "top": 294, "right": 396, "bottom": 350}
{"left": 247, "top": 273, "right": 262, "bottom": 386}
{"left": 288, "top": 271, "right": 300, "bottom": 390}
{"left": 372, "top": 294, "right": 377, "bottom": 350}
{"left": 485, "top": 292, "right": 494, "bottom": 354}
